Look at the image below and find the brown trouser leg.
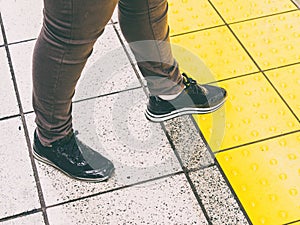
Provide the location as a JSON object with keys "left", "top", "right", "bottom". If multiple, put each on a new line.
{"left": 33, "top": 0, "right": 183, "bottom": 145}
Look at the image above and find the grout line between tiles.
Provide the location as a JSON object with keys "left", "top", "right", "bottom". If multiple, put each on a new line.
{"left": 189, "top": 115, "right": 253, "bottom": 225}
{"left": 207, "top": 61, "right": 300, "bottom": 85}
{"left": 0, "top": 113, "right": 21, "bottom": 121}
{"left": 0, "top": 209, "right": 41, "bottom": 223}
{"left": 284, "top": 218, "right": 300, "bottom": 225}
{"left": 0, "top": 12, "right": 50, "bottom": 225}
{"left": 73, "top": 86, "right": 142, "bottom": 104}
{"left": 291, "top": 0, "right": 300, "bottom": 8}
{"left": 44, "top": 171, "right": 184, "bottom": 210}
{"left": 170, "top": 9, "right": 299, "bottom": 39}
{"left": 207, "top": 0, "right": 300, "bottom": 123}
{"left": 112, "top": 17, "right": 214, "bottom": 224}
{"left": 214, "top": 130, "right": 300, "bottom": 154}
{"left": 161, "top": 122, "right": 213, "bottom": 225}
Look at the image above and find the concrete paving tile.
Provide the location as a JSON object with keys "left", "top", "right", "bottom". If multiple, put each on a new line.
{"left": 0, "top": 47, "right": 19, "bottom": 118}
{"left": 74, "top": 25, "right": 141, "bottom": 101}
{"left": 25, "top": 88, "right": 181, "bottom": 206}
{"left": 47, "top": 174, "right": 208, "bottom": 225}
{"left": 0, "top": 117, "right": 40, "bottom": 219}
{"left": 164, "top": 116, "right": 214, "bottom": 169}
{"left": 7, "top": 41, "right": 34, "bottom": 113}
{"left": 189, "top": 166, "right": 249, "bottom": 225}
{"left": 0, "top": 0, "right": 43, "bottom": 43}
{"left": 0, "top": 213, "right": 44, "bottom": 225}
{"left": 8, "top": 26, "right": 140, "bottom": 113}
{"left": 0, "top": 25, "right": 3, "bottom": 46}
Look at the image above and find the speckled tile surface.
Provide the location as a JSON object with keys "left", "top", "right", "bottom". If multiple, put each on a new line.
{"left": 0, "top": 117, "right": 40, "bottom": 219}
{"left": 0, "top": 0, "right": 43, "bottom": 43}
{"left": 25, "top": 88, "right": 181, "bottom": 206}
{"left": 164, "top": 116, "right": 214, "bottom": 169}
{"left": 0, "top": 213, "right": 44, "bottom": 225}
{"left": 189, "top": 167, "right": 249, "bottom": 225}
{"left": 0, "top": 26, "right": 4, "bottom": 46}
{"left": 0, "top": 47, "right": 19, "bottom": 118}
{"left": 47, "top": 174, "right": 208, "bottom": 225}
{"left": 74, "top": 25, "right": 141, "bottom": 101}
{"left": 7, "top": 41, "right": 34, "bottom": 113}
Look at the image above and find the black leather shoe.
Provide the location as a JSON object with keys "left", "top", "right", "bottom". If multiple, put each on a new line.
{"left": 145, "top": 73, "right": 227, "bottom": 122}
{"left": 33, "top": 130, "right": 114, "bottom": 182}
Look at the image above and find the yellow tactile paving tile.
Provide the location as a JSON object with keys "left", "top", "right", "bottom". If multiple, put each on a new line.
{"left": 216, "top": 132, "right": 300, "bottom": 225}
{"left": 230, "top": 11, "right": 300, "bottom": 70}
{"left": 265, "top": 64, "right": 300, "bottom": 119}
{"left": 168, "top": 0, "right": 224, "bottom": 36}
{"left": 210, "top": 0, "right": 296, "bottom": 23}
{"left": 194, "top": 73, "right": 300, "bottom": 151}
{"left": 171, "top": 26, "right": 258, "bottom": 82}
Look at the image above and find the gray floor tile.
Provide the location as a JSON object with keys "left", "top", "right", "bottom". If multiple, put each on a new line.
{"left": 0, "top": 47, "right": 19, "bottom": 118}
{"left": 0, "top": 25, "right": 4, "bottom": 46}
{"left": 0, "top": 0, "right": 43, "bottom": 43}
{"left": 25, "top": 88, "right": 181, "bottom": 206}
{"left": 0, "top": 117, "right": 40, "bottom": 219}
{"left": 47, "top": 174, "right": 208, "bottom": 225}
{"left": 74, "top": 25, "right": 141, "bottom": 101}
{"left": 292, "top": 0, "right": 300, "bottom": 7}
{"left": 189, "top": 167, "right": 249, "bottom": 225}
{"left": 8, "top": 41, "right": 34, "bottom": 113}
{"left": 0, "top": 213, "right": 44, "bottom": 225}
{"left": 164, "top": 116, "right": 214, "bottom": 169}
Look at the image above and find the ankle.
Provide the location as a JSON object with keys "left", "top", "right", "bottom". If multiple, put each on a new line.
{"left": 158, "top": 86, "right": 185, "bottom": 100}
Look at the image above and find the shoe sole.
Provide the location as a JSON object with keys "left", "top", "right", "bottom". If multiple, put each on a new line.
{"left": 145, "top": 98, "right": 226, "bottom": 123}
{"left": 32, "top": 148, "right": 113, "bottom": 182}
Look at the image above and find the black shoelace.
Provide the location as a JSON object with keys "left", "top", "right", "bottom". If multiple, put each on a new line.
{"left": 182, "top": 73, "right": 205, "bottom": 95}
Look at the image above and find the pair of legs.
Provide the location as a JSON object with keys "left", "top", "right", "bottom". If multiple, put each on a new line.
{"left": 33, "top": 0, "right": 184, "bottom": 146}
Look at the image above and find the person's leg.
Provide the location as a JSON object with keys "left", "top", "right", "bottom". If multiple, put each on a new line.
{"left": 118, "top": 0, "right": 184, "bottom": 96}
{"left": 118, "top": 0, "right": 227, "bottom": 122}
{"left": 32, "top": 0, "right": 117, "bottom": 182}
{"left": 33, "top": 0, "right": 118, "bottom": 146}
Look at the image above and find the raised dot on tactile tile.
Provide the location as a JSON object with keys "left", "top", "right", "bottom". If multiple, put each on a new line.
{"left": 242, "top": 118, "right": 251, "bottom": 124}
{"left": 289, "top": 188, "right": 298, "bottom": 196}
{"left": 251, "top": 163, "right": 259, "bottom": 172}
{"left": 231, "top": 169, "right": 238, "bottom": 176}
{"left": 260, "top": 114, "right": 268, "bottom": 119}
{"left": 251, "top": 130, "right": 259, "bottom": 137}
{"left": 235, "top": 106, "right": 243, "bottom": 112}
{"left": 259, "top": 179, "right": 269, "bottom": 186}
{"left": 224, "top": 154, "right": 232, "bottom": 161}
{"left": 269, "top": 126, "right": 277, "bottom": 132}
{"left": 279, "top": 139, "right": 287, "bottom": 147}
{"left": 233, "top": 135, "right": 241, "bottom": 142}
{"left": 236, "top": 79, "right": 245, "bottom": 85}
{"left": 269, "top": 158, "right": 278, "bottom": 166}
{"left": 260, "top": 145, "right": 269, "bottom": 152}
{"left": 269, "top": 194, "right": 278, "bottom": 201}
{"left": 280, "top": 82, "right": 287, "bottom": 88}
{"left": 260, "top": 217, "right": 266, "bottom": 224}
{"left": 269, "top": 97, "right": 277, "bottom": 103}
{"left": 279, "top": 211, "right": 288, "bottom": 218}
{"left": 242, "top": 149, "right": 250, "bottom": 157}
{"left": 240, "top": 184, "right": 247, "bottom": 192}
{"left": 287, "top": 121, "right": 295, "bottom": 128}
{"left": 279, "top": 173, "right": 287, "bottom": 181}
{"left": 288, "top": 154, "right": 297, "bottom": 160}
{"left": 250, "top": 201, "right": 256, "bottom": 208}
{"left": 244, "top": 90, "right": 252, "bottom": 96}
{"left": 278, "top": 109, "right": 286, "bottom": 116}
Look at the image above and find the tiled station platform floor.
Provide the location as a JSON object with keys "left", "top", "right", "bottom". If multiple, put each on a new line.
{"left": 0, "top": 0, "right": 300, "bottom": 224}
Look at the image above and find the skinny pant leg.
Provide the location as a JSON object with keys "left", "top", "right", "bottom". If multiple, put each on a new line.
{"left": 33, "top": 0, "right": 118, "bottom": 145}
{"left": 118, "top": 0, "right": 184, "bottom": 96}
